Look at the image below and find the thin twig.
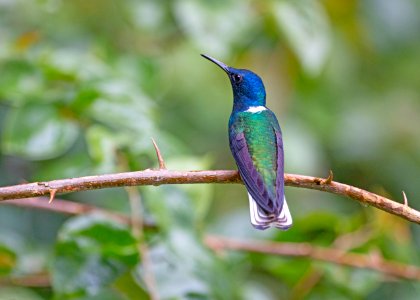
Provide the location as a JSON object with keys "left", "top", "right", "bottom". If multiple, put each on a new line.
{"left": 3, "top": 197, "right": 124, "bottom": 220}
{"left": 204, "top": 235, "right": 420, "bottom": 281}
{"left": 1, "top": 197, "right": 155, "bottom": 228}
{"left": 119, "top": 150, "right": 159, "bottom": 300}
{"left": 0, "top": 273, "right": 50, "bottom": 287}
{"left": 291, "top": 226, "right": 374, "bottom": 299}
{"left": 0, "top": 171, "right": 419, "bottom": 224}
{"left": 2, "top": 198, "right": 420, "bottom": 282}
{"left": 125, "top": 186, "right": 159, "bottom": 300}
{"left": 291, "top": 268, "right": 322, "bottom": 300}
{"left": 125, "top": 186, "right": 144, "bottom": 239}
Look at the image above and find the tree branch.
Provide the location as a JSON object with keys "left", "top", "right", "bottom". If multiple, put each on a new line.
{"left": 2, "top": 197, "right": 420, "bottom": 281}
{"left": 0, "top": 273, "right": 50, "bottom": 287}
{"left": 204, "top": 235, "right": 420, "bottom": 281}
{"left": 2, "top": 197, "right": 155, "bottom": 228}
{"left": 291, "top": 226, "right": 374, "bottom": 299}
{"left": 0, "top": 170, "right": 419, "bottom": 224}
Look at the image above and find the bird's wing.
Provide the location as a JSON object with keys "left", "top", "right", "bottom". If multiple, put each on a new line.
{"left": 229, "top": 110, "right": 284, "bottom": 215}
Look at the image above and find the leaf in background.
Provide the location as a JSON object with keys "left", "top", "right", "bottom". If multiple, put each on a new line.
{"left": 141, "top": 242, "right": 208, "bottom": 299}
{"left": 0, "top": 287, "right": 44, "bottom": 300}
{"left": 273, "top": 0, "right": 332, "bottom": 76}
{"left": 40, "top": 50, "right": 108, "bottom": 82}
{"left": 173, "top": 0, "right": 254, "bottom": 57}
{"left": 129, "top": 0, "right": 166, "bottom": 31}
{"left": 143, "top": 155, "right": 214, "bottom": 232}
{"left": 243, "top": 281, "right": 278, "bottom": 300}
{"left": 85, "top": 125, "right": 118, "bottom": 174}
{"left": 2, "top": 103, "right": 79, "bottom": 160}
{"left": 113, "top": 271, "right": 149, "bottom": 300}
{"left": 62, "top": 288, "right": 126, "bottom": 300}
{"left": 88, "top": 80, "right": 153, "bottom": 132}
{"left": 282, "top": 119, "right": 326, "bottom": 175}
{"left": 33, "top": 153, "right": 94, "bottom": 180}
{"left": 143, "top": 183, "right": 244, "bottom": 299}
{"left": 87, "top": 79, "right": 156, "bottom": 154}
{"left": 142, "top": 234, "right": 243, "bottom": 300}
{"left": 0, "top": 59, "right": 43, "bottom": 105}
{"left": 51, "top": 214, "right": 139, "bottom": 298}
{"left": 0, "top": 226, "right": 29, "bottom": 276}
{"left": 70, "top": 87, "right": 101, "bottom": 114}
{"left": 0, "top": 243, "right": 17, "bottom": 276}
{"left": 323, "top": 265, "right": 381, "bottom": 298}
{"left": 165, "top": 156, "right": 214, "bottom": 225}
{"left": 142, "top": 161, "right": 242, "bottom": 298}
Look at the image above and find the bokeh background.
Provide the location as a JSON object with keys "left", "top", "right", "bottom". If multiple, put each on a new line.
{"left": 0, "top": 0, "right": 420, "bottom": 299}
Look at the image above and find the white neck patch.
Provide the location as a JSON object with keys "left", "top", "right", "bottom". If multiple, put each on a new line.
{"left": 245, "top": 106, "right": 267, "bottom": 113}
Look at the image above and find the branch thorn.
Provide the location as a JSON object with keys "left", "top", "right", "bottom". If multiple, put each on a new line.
{"left": 151, "top": 138, "right": 166, "bottom": 170}
{"left": 48, "top": 189, "right": 57, "bottom": 204}
{"left": 322, "top": 170, "right": 334, "bottom": 185}
{"left": 402, "top": 191, "right": 409, "bottom": 207}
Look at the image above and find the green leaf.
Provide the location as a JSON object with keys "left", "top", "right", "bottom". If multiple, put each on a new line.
{"left": 2, "top": 103, "right": 79, "bottom": 160}
{"left": 0, "top": 287, "right": 44, "bottom": 300}
{"left": 33, "top": 153, "right": 94, "bottom": 180}
{"left": 87, "top": 80, "right": 154, "bottom": 134}
{"left": 173, "top": 0, "right": 254, "bottom": 57}
{"left": 143, "top": 182, "right": 243, "bottom": 299}
{"left": 113, "top": 271, "right": 149, "bottom": 300}
{"left": 51, "top": 214, "right": 139, "bottom": 298}
{"left": 86, "top": 80, "right": 156, "bottom": 154}
{"left": 40, "top": 49, "right": 108, "bottom": 82}
{"left": 56, "top": 288, "right": 125, "bottom": 300}
{"left": 323, "top": 265, "right": 381, "bottom": 297}
{"left": 0, "top": 59, "right": 43, "bottom": 105}
{"left": 273, "top": 0, "right": 331, "bottom": 76}
{"left": 144, "top": 241, "right": 209, "bottom": 299}
{"left": 166, "top": 156, "right": 214, "bottom": 225}
{"left": 0, "top": 243, "right": 17, "bottom": 276}
{"left": 85, "top": 125, "right": 118, "bottom": 173}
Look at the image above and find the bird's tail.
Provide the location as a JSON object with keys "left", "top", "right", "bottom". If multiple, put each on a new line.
{"left": 248, "top": 193, "right": 292, "bottom": 230}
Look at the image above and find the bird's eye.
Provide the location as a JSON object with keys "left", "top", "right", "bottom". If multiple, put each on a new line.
{"left": 232, "top": 74, "right": 243, "bottom": 83}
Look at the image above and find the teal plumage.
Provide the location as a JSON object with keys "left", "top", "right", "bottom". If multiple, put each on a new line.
{"left": 230, "top": 110, "right": 279, "bottom": 199}
{"left": 202, "top": 54, "right": 292, "bottom": 230}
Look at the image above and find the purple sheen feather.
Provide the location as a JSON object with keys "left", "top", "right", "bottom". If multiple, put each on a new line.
{"left": 275, "top": 131, "right": 285, "bottom": 213}
{"left": 230, "top": 132, "right": 275, "bottom": 212}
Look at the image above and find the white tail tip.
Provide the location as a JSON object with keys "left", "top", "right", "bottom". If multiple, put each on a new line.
{"left": 248, "top": 193, "right": 292, "bottom": 230}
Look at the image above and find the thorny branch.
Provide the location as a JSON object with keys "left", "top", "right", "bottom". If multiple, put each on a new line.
{"left": 2, "top": 197, "right": 420, "bottom": 281}
{"left": 2, "top": 139, "right": 419, "bottom": 292}
{"left": 0, "top": 169, "right": 419, "bottom": 224}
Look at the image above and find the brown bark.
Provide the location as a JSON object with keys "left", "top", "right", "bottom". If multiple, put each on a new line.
{"left": 0, "top": 170, "right": 419, "bottom": 224}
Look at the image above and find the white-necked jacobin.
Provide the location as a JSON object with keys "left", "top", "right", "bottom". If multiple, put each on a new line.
{"left": 201, "top": 54, "right": 292, "bottom": 230}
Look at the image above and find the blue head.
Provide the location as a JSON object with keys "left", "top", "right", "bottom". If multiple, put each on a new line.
{"left": 201, "top": 54, "right": 266, "bottom": 110}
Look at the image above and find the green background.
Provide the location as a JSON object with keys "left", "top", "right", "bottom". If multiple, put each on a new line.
{"left": 0, "top": 0, "right": 419, "bottom": 299}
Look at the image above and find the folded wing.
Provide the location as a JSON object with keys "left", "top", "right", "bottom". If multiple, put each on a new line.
{"left": 229, "top": 114, "right": 292, "bottom": 230}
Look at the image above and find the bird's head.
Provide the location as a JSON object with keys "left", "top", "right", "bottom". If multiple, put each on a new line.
{"left": 201, "top": 54, "right": 266, "bottom": 107}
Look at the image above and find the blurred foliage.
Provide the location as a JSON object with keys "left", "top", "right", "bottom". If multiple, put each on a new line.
{"left": 0, "top": 0, "right": 420, "bottom": 299}
{"left": 51, "top": 214, "right": 139, "bottom": 298}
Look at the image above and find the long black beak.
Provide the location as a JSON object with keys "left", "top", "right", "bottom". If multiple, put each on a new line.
{"left": 201, "top": 54, "right": 229, "bottom": 74}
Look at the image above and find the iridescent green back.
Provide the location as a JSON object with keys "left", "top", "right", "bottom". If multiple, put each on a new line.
{"left": 230, "top": 110, "right": 280, "bottom": 198}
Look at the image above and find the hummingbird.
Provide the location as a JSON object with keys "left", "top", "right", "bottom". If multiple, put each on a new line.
{"left": 201, "top": 54, "right": 292, "bottom": 230}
